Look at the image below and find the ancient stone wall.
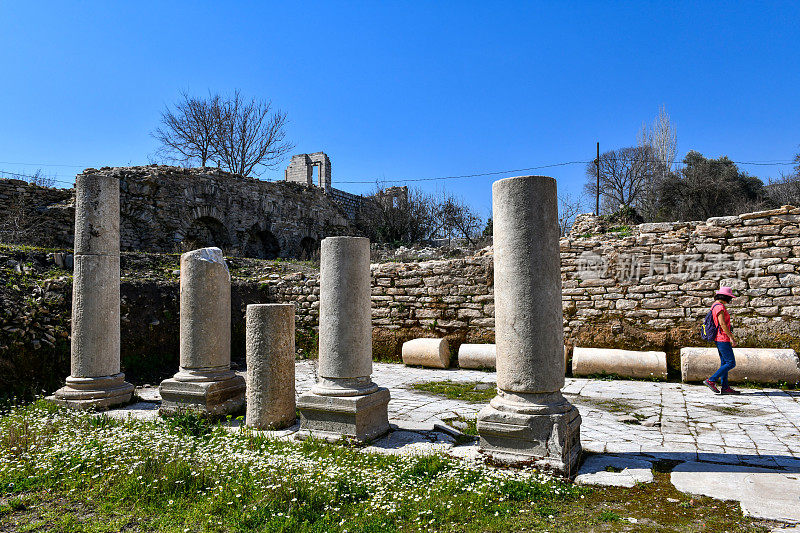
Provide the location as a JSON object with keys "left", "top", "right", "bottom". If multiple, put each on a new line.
{"left": 261, "top": 205, "right": 800, "bottom": 358}
{"left": 0, "top": 178, "right": 74, "bottom": 247}
{"left": 560, "top": 206, "right": 800, "bottom": 351}
{"left": 284, "top": 152, "right": 332, "bottom": 193}
{"left": 0, "top": 166, "right": 357, "bottom": 259}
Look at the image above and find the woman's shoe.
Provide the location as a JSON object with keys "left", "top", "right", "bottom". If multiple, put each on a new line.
{"left": 721, "top": 387, "right": 741, "bottom": 395}
{"left": 703, "top": 379, "right": 721, "bottom": 394}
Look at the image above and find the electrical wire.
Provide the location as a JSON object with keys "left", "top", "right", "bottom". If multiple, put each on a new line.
{"left": 0, "top": 156, "right": 796, "bottom": 188}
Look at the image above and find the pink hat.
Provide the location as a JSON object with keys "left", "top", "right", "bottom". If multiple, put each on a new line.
{"left": 716, "top": 286, "right": 734, "bottom": 298}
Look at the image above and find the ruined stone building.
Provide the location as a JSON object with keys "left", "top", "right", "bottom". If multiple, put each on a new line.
{"left": 0, "top": 152, "right": 375, "bottom": 259}
{"left": 284, "top": 152, "right": 375, "bottom": 219}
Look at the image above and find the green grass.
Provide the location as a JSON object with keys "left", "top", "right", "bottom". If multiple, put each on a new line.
{"left": 411, "top": 381, "right": 497, "bottom": 403}
{"left": 1, "top": 401, "right": 585, "bottom": 532}
{"left": 0, "top": 402, "right": 774, "bottom": 532}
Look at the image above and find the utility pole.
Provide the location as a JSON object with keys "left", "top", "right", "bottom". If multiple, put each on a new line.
{"left": 595, "top": 142, "right": 600, "bottom": 215}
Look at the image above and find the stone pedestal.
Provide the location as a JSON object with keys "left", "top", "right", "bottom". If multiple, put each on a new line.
{"left": 52, "top": 172, "right": 133, "bottom": 409}
{"left": 298, "top": 237, "right": 390, "bottom": 442}
{"left": 245, "top": 304, "right": 296, "bottom": 430}
{"left": 477, "top": 175, "right": 581, "bottom": 475}
{"left": 159, "top": 247, "right": 244, "bottom": 416}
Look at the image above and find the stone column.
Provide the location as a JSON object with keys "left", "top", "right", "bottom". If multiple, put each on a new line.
{"left": 245, "top": 303, "right": 296, "bottom": 430}
{"left": 52, "top": 172, "right": 133, "bottom": 409}
{"left": 297, "top": 236, "right": 390, "bottom": 442}
{"left": 159, "top": 247, "right": 245, "bottom": 416}
{"left": 477, "top": 175, "right": 581, "bottom": 475}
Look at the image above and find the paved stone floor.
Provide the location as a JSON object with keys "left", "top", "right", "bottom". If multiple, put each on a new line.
{"left": 122, "top": 361, "right": 800, "bottom": 524}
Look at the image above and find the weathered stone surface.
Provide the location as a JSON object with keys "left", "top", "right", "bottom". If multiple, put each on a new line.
{"left": 680, "top": 347, "right": 800, "bottom": 384}
{"left": 160, "top": 247, "right": 244, "bottom": 415}
{"left": 575, "top": 455, "right": 654, "bottom": 487}
{"left": 402, "top": 338, "right": 450, "bottom": 368}
{"left": 298, "top": 237, "right": 389, "bottom": 442}
{"left": 297, "top": 388, "right": 391, "bottom": 442}
{"left": 671, "top": 462, "right": 800, "bottom": 523}
{"left": 52, "top": 172, "right": 132, "bottom": 409}
{"left": 2, "top": 165, "right": 355, "bottom": 259}
{"left": 245, "top": 304, "right": 296, "bottom": 430}
{"left": 73, "top": 172, "right": 120, "bottom": 256}
{"left": 69, "top": 254, "right": 121, "bottom": 378}
{"left": 458, "top": 344, "right": 496, "bottom": 369}
{"left": 316, "top": 237, "right": 373, "bottom": 391}
{"left": 572, "top": 347, "right": 667, "bottom": 380}
{"left": 477, "top": 176, "right": 581, "bottom": 475}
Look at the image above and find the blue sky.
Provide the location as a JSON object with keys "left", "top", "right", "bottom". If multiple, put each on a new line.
{"left": 1, "top": 1, "right": 798, "bottom": 219}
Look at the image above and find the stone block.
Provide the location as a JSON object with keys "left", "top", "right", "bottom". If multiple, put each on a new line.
{"left": 572, "top": 347, "right": 667, "bottom": 380}
{"left": 160, "top": 375, "right": 246, "bottom": 416}
{"left": 401, "top": 338, "right": 450, "bottom": 368}
{"left": 50, "top": 373, "right": 133, "bottom": 410}
{"left": 680, "top": 347, "right": 800, "bottom": 384}
{"left": 297, "top": 387, "right": 390, "bottom": 443}
{"left": 477, "top": 396, "right": 581, "bottom": 476}
{"left": 458, "top": 344, "right": 496, "bottom": 369}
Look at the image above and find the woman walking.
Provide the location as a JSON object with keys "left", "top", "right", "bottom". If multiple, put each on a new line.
{"left": 703, "top": 286, "right": 740, "bottom": 395}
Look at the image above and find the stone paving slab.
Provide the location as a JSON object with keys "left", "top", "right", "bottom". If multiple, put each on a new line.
{"left": 574, "top": 455, "right": 654, "bottom": 488}
{"left": 671, "top": 461, "right": 800, "bottom": 523}
{"left": 125, "top": 361, "right": 800, "bottom": 466}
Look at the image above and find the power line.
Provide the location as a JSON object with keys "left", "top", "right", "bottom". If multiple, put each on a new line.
{"left": 0, "top": 160, "right": 86, "bottom": 168}
{"left": 0, "top": 169, "right": 74, "bottom": 185}
{"left": 0, "top": 156, "right": 795, "bottom": 188}
{"left": 336, "top": 161, "right": 587, "bottom": 184}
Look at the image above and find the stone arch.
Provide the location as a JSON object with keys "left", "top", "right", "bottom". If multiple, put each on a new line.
{"left": 183, "top": 216, "right": 231, "bottom": 251}
{"left": 243, "top": 228, "right": 281, "bottom": 259}
{"left": 299, "top": 236, "right": 318, "bottom": 261}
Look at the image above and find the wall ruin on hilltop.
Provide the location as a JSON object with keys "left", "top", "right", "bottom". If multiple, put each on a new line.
{"left": 0, "top": 166, "right": 357, "bottom": 259}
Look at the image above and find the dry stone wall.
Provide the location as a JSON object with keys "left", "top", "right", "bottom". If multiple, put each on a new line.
{"left": 260, "top": 205, "right": 800, "bottom": 359}
{"left": 0, "top": 178, "right": 74, "bottom": 247}
{"left": 561, "top": 206, "right": 800, "bottom": 352}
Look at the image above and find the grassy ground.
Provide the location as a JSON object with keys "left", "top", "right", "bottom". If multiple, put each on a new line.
{"left": 0, "top": 402, "right": 776, "bottom": 532}
{"left": 411, "top": 381, "right": 497, "bottom": 403}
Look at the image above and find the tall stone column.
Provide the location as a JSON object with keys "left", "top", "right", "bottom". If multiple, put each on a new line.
{"left": 159, "top": 247, "right": 245, "bottom": 416}
{"left": 477, "top": 175, "right": 581, "bottom": 475}
{"left": 297, "top": 236, "right": 390, "bottom": 442}
{"left": 245, "top": 303, "right": 296, "bottom": 430}
{"left": 52, "top": 172, "right": 133, "bottom": 409}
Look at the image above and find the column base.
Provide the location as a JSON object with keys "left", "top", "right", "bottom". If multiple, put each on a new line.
{"left": 296, "top": 386, "right": 390, "bottom": 443}
{"left": 49, "top": 373, "right": 134, "bottom": 410}
{"left": 477, "top": 391, "right": 582, "bottom": 476}
{"left": 159, "top": 373, "right": 245, "bottom": 417}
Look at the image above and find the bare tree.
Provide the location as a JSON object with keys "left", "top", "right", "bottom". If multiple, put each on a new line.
{"left": 432, "top": 192, "right": 484, "bottom": 246}
{"left": 152, "top": 91, "right": 221, "bottom": 167}
{"left": 558, "top": 192, "right": 584, "bottom": 236}
{"left": 356, "top": 186, "right": 484, "bottom": 246}
{"left": 212, "top": 91, "right": 294, "bottom": 177}
{"left": 637, "top": 105, "right": 678, "bottom": 220}
{"left": 357, "top": 185, "right": 435, "bottom": 244}
{"left": 584, "top": 146, "right": 660, "bottom": 215}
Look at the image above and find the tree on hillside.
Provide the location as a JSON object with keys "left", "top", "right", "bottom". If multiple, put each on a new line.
{"left": 152, "top": 90, "right": 294, "bottom": 176}
{"left": 152, "top": 91, "right": 221, "bottom": 167}
{"left": 212, "top": 90, "right": 294, "bottom": 177}
{"left": 431, "top": 192, "right": 484, "bottom": 246}
{"left": 357, "top": 186, "right": 484, "bottom": 246}
{"left": 657, "top": 151, "right": 768, "bottom": 220}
